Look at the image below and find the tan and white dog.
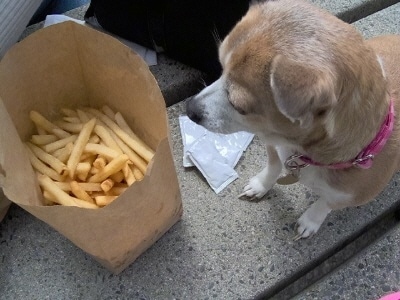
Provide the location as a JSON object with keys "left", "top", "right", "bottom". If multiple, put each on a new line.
{"left": 186, "top": 0, "right": 400, "bottom": 239}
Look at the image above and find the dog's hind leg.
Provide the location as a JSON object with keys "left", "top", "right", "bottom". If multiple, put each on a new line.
{"left": 239, "top": 146, "right": 282, "bottom": 200}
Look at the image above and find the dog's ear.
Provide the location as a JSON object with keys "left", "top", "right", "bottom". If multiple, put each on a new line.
{"left": 270, "top": 55, "right": 337, "bottom": 128}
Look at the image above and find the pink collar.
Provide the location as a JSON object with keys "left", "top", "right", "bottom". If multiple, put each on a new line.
{"left": 296, "top": 99, "right": 395, "bottom": 170}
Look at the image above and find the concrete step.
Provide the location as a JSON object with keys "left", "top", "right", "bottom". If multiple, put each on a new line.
{"left": 293, "top": 223, "right": 400, "bottom": 300}
{"left": 310, "top": 0, "right": 400, "bottom": 22}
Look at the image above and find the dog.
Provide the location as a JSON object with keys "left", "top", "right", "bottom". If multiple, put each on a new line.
{"left": 186, "top": 0, "right": 400, "bottom": 239}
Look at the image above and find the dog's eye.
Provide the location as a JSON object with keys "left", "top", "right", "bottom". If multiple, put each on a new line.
{"left": 316, "top": 109, "right": 327, "bottom": 117}
{"left": 226, "top": 84, "right": 247, "bottom": 115}
{"left": 236, "top": 106, "right": 247, "bottom": 115}
{"left": 229, "top": 100, "right": 247, "bottom": 115}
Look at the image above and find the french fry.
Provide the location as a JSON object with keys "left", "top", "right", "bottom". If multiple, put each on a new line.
{"left": 53, "top": 142, "right": 74, "bottom": 163}
{"left": 54, "top": 181, "right": 103, "bottom": 192}
{"left": 115, "top": 112, "right": 154, "bottom": 155}
{"left": 31, "top": 134, "right": 58, "bottom": 145}
{"left": 102, "top": 105, "right": 116, "bottom": 120}
{"left": 30, "top": 110, "right": 70, "bottom": 138}
{"left": 54, "top": 150, "right": 69, "bottom": 163}
{"left": 100, "top": 178, "right": 115, "bottom": 192}
{"left": 95, "top": 195, "right": 118, "bottom": 206}
{"left": 52, "top": 128, "right": 71, "bottom": 139}
{"left": 25, "top": 146, "right": 64, "bottom": 181}
{"left": 88, "top": 154, "right": 129, "bottom": 183}
{"left": 42, "top": 191, "right": 57, "bottom": 205}
{"left": 37, "top": 175, "right": 98, "bottom": 209}
{"left": 94, "top": 125, "right": 122, "bottom": 154}
{"left": 110, "top": 170, "right": 124, "bottom": 183}
{"left": 93, "top": 156, "right": 107, "bottom": 169}
{"left": 28, "top": 107, "right": 148, "bottom": 208}
{"left": 79, "top": 152, "right": 97, "bottom": 162}
{"left": 44, "top": 135, "right": 77, "bottom": 153}
{"left": 36, "top": 125, "right": 47, "bottom": 135}
{"left": 84, "top": 143, "right": 119, "bottom": 160}
{"left": 81, "top": 154, "right": 97, "bottom": 165}
{"left": 55, "top": 121, "right": 83, "bottom": 133}
{"left": 76, "top": 162, "right": 91, "bottom": 181}
{"left": 26, "top": 142, "right": 68, "bottom": 176}
{"left": 87, "top": 108, "right": 154, "bottom": 162}
{"left": 109, "top": 130, "right": 147, "bottom": 174}
{"left": 77, "top": 109, "right": 90, "bottom": 122}
{"left": 132, "top": 165, "right": 144, "bottom": 181}
{"left": 122, "top": 163, "right": 136, "bottom": 186}
{"left": 61, "top": 108, "right": 78, "bottom": 117}
{"left": 67, "top": 118, "right": 97, "bottom": 178}
{"left": 90, "top": 166, "right": 100, "bottom": 175}
{"left": 63, "top": 116, "right": 81, "bottom": 123}
{"left": 88, "top": 134, "right": 100, "bottom": 144}
{"left": 107, "top": 185, "right": 128, "bottom": 196}
{"left": 70, "top": 181, "right": 96, "bottom": 204}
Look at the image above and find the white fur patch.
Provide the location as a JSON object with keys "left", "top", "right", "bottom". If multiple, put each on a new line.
{"left": 324, "top": 111, "right": 336, "bottom": 138}
{"left": 377, "top": 55, "right": 386, "bottom": 78}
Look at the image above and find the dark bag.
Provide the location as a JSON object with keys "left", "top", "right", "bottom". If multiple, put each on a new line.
{"left": 84, "top": 0, "right": 250, "bottom": 80}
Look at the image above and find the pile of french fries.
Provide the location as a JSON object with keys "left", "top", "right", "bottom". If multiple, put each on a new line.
{"left": 26, "top": 106, "right": 154, "bottom": 209}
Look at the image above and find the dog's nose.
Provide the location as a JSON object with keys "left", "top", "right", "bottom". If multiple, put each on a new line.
{"left": 187, "top": 109, "right": 203, "bottom": 124}
{"left": 186, "top": 97, "right": 203, "bottom": 124}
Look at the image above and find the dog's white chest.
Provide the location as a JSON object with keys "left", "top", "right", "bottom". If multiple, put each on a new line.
{"left": 276, "top": 147, "right": 351, "bottom": 201}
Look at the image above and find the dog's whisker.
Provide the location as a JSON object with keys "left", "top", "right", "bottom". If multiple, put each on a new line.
{"left": 211, "top": 26, "right": 222, "bottom": 46}
{"left": 198, "top": 77, "right": 207, "bottom": 88}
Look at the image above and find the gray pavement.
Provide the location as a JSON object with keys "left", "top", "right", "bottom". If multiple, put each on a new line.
{"left": 1, "top": 1, "right": 400, "bottom": 300}
{"left": 294, "top": 223, "right": 400, "bottom": 300}
{"left": 309, "top": 0, "right": 400, "bottom": 22}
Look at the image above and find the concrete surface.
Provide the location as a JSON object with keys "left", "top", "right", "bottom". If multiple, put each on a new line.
{"left": 353, "top": 1, "right": 400, "bottom": 38}
{"left": 309, "top": 0, "right": 400, "bottom": 22}
{"left": 1, "top": 1, "right": 400, "bottom": 300}
{"left": 294, "top": 224, "right": 400, "bottom": 300}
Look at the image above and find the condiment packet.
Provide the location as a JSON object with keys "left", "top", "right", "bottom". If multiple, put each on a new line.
{"left": 179, "top": 116, "right": 254, "bottom": 193}
{"left": 179, "top": 116, "right": 207, "bottom": 167}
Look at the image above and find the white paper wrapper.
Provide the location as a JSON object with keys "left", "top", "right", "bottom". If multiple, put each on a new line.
{"left": 179, "top": 116, "right": 254, "bottom": 193}
{"left": 44, "top": 15, "right": 157, "bottom": 66}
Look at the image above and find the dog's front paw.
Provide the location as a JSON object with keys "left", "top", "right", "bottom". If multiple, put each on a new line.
{"left": 239, "top": 176, "right": 271, "bottom": 201}
{"left": 295, "top": 212, "right": 323, "bottom": 240}
{"left": 294, "top": 200, "right": 331, "bottom": 240}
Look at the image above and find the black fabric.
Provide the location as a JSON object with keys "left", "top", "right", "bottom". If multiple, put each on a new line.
{"left": 85, "top": 0, "right": 251, "bottom": 80}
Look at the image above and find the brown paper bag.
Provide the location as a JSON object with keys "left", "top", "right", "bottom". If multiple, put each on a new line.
{"left": 0, "top": 22, "right": 182, "bottom": 274}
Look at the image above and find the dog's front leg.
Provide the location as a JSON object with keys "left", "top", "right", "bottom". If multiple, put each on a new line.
{"left": 239, "top": 145, "right": 282, "bottom": 200}
{"left": 295, "top": 186, "right": 351, "bottom": 239}
{"left": 295, "top": 198, "right": 332, "bottom": 240}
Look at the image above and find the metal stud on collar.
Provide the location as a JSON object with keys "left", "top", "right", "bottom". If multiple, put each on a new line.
{"left": 284, "top": 154, "right": 310, "bottom": 171}
{"left": 352, "top": 154, "right": 375, "bottom": 167}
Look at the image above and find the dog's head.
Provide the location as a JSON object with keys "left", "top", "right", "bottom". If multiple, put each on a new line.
{"left": 186, "top": 0, "right": 386, "bottom": 152}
